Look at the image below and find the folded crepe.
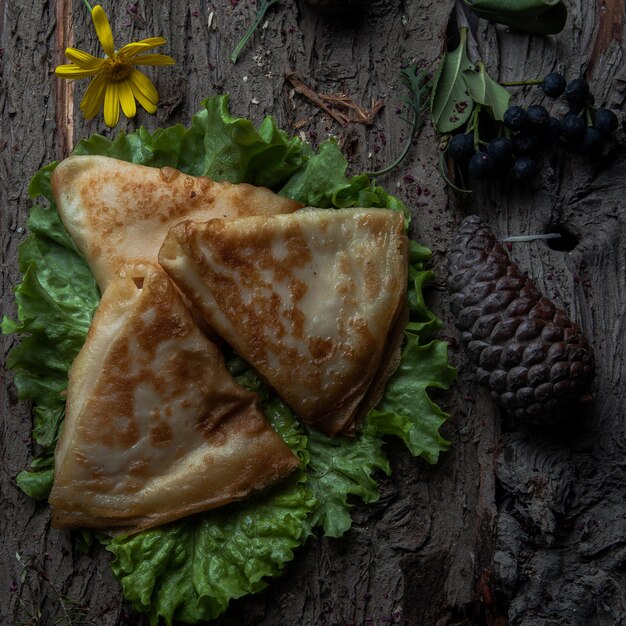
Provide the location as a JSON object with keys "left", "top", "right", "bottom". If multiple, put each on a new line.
{"left": 49, "top": 264, "right": 299, "bottom": 534}
{"left": 51, "top": 155, "right": 302, "bottom": 290}
{"left": 159, "top": 208, "right": 409, "bottom": 435}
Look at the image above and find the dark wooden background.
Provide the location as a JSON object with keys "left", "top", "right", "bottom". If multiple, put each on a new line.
{"left": 1, "top": 1, "right": 624, "bottom": 624}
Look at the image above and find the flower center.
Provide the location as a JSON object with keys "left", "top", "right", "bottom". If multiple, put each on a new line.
{"left": 102, "top": 55, "right": 132, "bottom": 81}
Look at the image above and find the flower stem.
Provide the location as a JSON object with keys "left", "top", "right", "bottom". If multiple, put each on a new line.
{"left": 83, "top": 0, "right": 93, "bottom": 12}
{"left": 230, "top": 0, "right": 280, "bottom": 64}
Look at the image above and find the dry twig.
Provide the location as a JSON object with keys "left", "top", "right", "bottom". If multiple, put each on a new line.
{"left": 285, "top": 73, "right": 384, "bottom": 128}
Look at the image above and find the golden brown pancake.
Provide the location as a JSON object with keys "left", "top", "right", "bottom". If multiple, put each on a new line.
{"left": 49, "top": 264, "right": 299, "bottom": 534}
{"left": 159, "top": 208, "right": 409, "bottom": 435}
{"left": 51, "top": 155, "right": 302, "bottom": 290}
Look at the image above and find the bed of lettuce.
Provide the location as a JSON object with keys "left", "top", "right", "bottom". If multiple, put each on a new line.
{"left": 2, "top": 95, "right": 456, "bottom": 625}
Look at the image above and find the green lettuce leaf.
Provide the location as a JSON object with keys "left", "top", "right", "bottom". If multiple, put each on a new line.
{"left": 304, "top": 426, "right": 390, "bottom": 538}
{"left": 2, "top": 163, "right": 99, "bottom": 498}
{"left": 73, "top": 94, "right": 310, "bottom": 188}
{"left": 368, "top": 335, "right": 456, "bottom": 464}
{"left": 4, "top": 95, "right": 456, "bottom": 623}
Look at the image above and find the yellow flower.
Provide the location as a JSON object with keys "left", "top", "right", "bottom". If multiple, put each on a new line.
{"left": 55, "top": 5, "right": 175, "bottom": 128}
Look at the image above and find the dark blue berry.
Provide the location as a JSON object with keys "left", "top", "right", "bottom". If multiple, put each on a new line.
{"left": 564, "top": 78, "right": 590, "bottom": 108}
{"left": 503, "top": 106, "right": 529, "bottom": 132}
{"left": 592, "top": 108, "right": 618, "bottom": 135}
{"left": 526, "top": 105, "right": 550, "bottom": 131}
{"left": 447, "top": 133, "right": 476, "bottom": 162}
{"left": 512, "top": 133, "right": 537, "bottom": 156}
{"left": 486, "top": 137, "right": 513, "bottom": 164}
{"left": 511, "top": 157, "right": 538, "bottom": 182}
{"left": 541, "top": 73, "right": 566, "bottom": 98}
{"left": 579, "top": 127, "right": 604, "bottom": 156}
{"left": 468, "top": 152, "right": 496, "bottom": 180}
{"left": 561, "top": 113, "right": 586, "bottom": 144}
{"left": 547, "top": 117, "right": 561, "bottom": 141}
{"left": 568, "top": 100, "right": 585, "bottom": 115}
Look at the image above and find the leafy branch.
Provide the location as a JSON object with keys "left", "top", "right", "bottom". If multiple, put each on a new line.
{"left": 365, "top": 66, "right": 431, "bottom": 178}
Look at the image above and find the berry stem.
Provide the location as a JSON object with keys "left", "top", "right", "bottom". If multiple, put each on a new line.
{"left": 585, "top": 106, "right": 593, "bottom": 127}
{"left": 438, "top": 151, "right": 472, "bottom": 194}
{"left": 499, "top": 79, "right": 543, "bottom": 87}
{"left": 466, "top": 105, "right": 482, "bottom": 149}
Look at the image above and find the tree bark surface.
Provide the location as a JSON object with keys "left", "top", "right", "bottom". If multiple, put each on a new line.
{"left": 1, "top": 1, "right": 624, "bottom": 625}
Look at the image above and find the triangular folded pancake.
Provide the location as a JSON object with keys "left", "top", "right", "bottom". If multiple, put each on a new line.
{"left": 51, "top": 155, "right": 302, "bottom": 290}
{"left": 49, "top": 264, "right": 299, "bottom": 534}
{"left": 158, "top": 208, "right": 409, "bottom": 435}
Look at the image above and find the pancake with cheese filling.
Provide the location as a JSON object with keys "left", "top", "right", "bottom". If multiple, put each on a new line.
{"left": 51, "top": 155, "right": 302, "bottom": 290}
{"left": 159, "top": 208, "right": 409, "bottom": 435}
{"left": 49, "top": 264, "right": 299, "bottom": 534}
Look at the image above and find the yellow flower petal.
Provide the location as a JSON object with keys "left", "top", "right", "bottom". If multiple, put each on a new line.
{"left": 119, "top": 80, "right": 137, "bottom": 118}
{"left": 118, "top": 37, "right": 167, "bottom": 58}
{"left": 92, "top": 5, "right": 115, "bottom": 58}
{"left": 135, "top": 37, "right": 167, "bottom": 47}
{"left": 79, "top": 74, "right": 108, "bottom": 119}
{"left": 117, "top": 43, "right": 152, "bottom": 59}
{"left": 55, "top": 64, "right": 102, "bottom": 79}
{"left": 104, "top": 82, "right": 120, "bottom": 128}
{"left": 132, "top": 54, "right": 176, "bottom": 67}
{"left": 64, "top": 47, "right": 104, "bottom": 70}
{"left": 129, "top": 69, "right": 159, "bottom": 105}
{"left": 128, "top": 70, "right": 158, "bottom": 114}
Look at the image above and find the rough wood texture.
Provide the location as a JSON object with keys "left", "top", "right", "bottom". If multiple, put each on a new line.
{"left": 1, "top": 1, "right": 624, "bottom": 625}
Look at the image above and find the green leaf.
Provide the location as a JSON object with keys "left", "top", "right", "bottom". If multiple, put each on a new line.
{"left": 430, "top": 27, "right": 475, "bottom": 133}
{"left": 407, "top": 269, "right": 443, "bottom": 336}
{"left": 28, "top": 203, "right": 76, "bottom": 251}
{"left": 368, "top": 335, "right": 456, "bottom": 464}
{"left": 28, "top": 161, "right": 57, "bottom": 200}
{"left": 304, "top": 428, "right": 390, "bottom": 538}
{"left": 16, "top": 452, "right": 55, "bottom": 500}
{"left": 464, "top": 0, "right": 567, "bottom": 35}
{"left": 191, "top": 95, "right": 309, "bottom": 187}
{"left": 279, "top": 140, "right": 349, "bottom": 207}
{"left": 462, "top": 61, "right": 511, "bottom": 122}
{"left": 16, "top": 468, "right": 55, "bottom": 501}
{"left": 73, "top": 96, "right": 310, "bottom": 188}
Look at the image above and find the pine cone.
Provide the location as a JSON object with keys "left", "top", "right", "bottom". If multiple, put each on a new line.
{"left": 448, "top": 215, "right": 595, "bottom": 424}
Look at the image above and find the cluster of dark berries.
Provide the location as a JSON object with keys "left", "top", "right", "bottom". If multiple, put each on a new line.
{"left": 446, "top": 73, "right": 619, "bottom": 185}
